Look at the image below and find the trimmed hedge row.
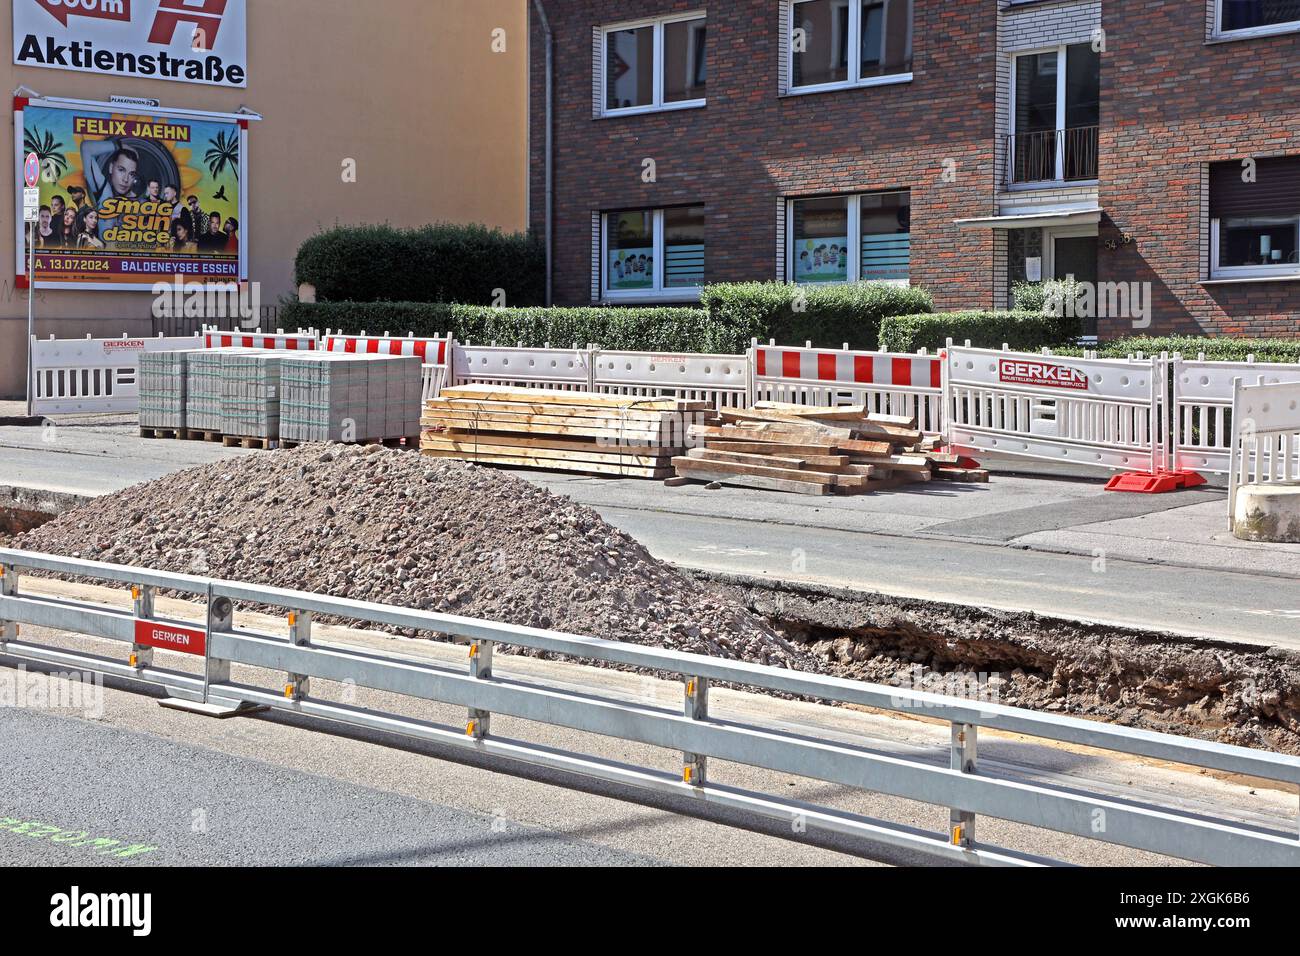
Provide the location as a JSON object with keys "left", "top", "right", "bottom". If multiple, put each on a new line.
{"left": 280, "top": 301, "right": 753, "bottom": 354}
{"left": 294, "top": 224, "right": 545, "bottom": 307}
{"left": 285, "top": 280, "right": 933, "bottom": 353}
{"left": 700, "top": 281, "right": 933, "bottom": 351}
{"left": 1089, "top": 337, "right": 1300, "bottom": 364}
{"left": 878, "top": 311, "right": 1085, "bottom": 353}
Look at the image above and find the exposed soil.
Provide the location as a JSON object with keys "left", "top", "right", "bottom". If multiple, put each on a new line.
{"left": 712, "top": 574, "right": 1300, "bottom": 755}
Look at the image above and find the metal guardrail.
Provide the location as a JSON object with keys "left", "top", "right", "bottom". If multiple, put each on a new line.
{"left": 2, "top": 548, "right": 1298, "bottom": 867}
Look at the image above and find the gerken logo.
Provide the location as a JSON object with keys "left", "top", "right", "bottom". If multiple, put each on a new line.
{"left": 50, "top": 886, "right": 152, "bottom": 937}
{"left": 999, "top": 359, "right": 1090, "bottom": 391}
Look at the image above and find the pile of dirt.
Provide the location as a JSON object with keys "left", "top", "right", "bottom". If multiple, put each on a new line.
{"left": 15, "top": 444, "right": 810, "bottom": 669}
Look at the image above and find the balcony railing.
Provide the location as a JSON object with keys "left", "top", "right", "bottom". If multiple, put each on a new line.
{"left": 1005, "top": 126, "right": 1099, "bottom": 186}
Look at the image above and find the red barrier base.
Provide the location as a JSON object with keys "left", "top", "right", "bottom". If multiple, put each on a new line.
{"left": 937, "top": 448, "right": 982, "bottom": 469}
{"left": 1104, "top": 470, "right": 1208, "bottom": 494}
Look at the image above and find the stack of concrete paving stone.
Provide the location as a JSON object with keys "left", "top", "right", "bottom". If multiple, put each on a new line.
{"left": 138, "top": 349, "right": 200, "bottom": 436}
{"left": 280, "top": 353, "right": 423, "bottom": 445}
{"left": 219, "top": 350, "right": 284, "bottom": 447}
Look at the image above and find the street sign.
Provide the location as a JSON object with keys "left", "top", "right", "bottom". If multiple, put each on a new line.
{"left": 23, "top": 151, "right": 39, "bottom": 188}
{"left": 23, "top": 187, "right": 40, "bottom": 223}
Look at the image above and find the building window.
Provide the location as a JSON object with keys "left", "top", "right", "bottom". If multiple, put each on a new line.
{"left": 603, "top": 206, "right": 704, "bottom": 298}
{"left": 1209, "top": 157, "right": 1300, "bottom": 279}
{"left": 788, "top": 191, "right": 910, "bottom": 284}
{"left": 601, "top": 13, "right": 706, "bottom": 116}
{"left": 1008, "top": 44, "right": 1099, "bottom": 186}
{"left": 1216, "top": 0, "right": 1300, "bottom": 37}
{"left": 788, "top": 0, "right": 912, "bottom": 94}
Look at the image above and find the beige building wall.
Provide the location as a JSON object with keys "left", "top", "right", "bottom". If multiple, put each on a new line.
{"left": 0, "top": 0, "right": 527, "bottom": 398}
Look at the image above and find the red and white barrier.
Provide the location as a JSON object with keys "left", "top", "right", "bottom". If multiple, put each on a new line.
{"left": 322, "top": 332, "right": 449, "bottom": 365}
{"left": 203, "top": 329, "right": 319, "bottom": 350}
{"left": 750, "top": 342, "right": 944, "bottom": 433}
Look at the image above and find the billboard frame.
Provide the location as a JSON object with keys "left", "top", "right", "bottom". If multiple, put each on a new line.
{"left": 13, "top": 94, "right": 259, "bottom": 292}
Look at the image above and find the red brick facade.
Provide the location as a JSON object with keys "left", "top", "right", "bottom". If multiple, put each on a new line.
{"left": 1097, "top": 1, "right": 1300, "bottom": 338}
{"left": 530, "top": 1, "right": 1300, "bottom": 339}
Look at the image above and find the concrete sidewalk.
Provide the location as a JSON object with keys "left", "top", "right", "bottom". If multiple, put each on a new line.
{"left": 1, "top": 409, "right": 1296, "bottom": 646}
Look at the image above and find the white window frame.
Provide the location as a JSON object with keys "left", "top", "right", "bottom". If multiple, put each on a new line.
{"left": 1007, "top": 44, "right": 1101, "bottom": 190}
{"left": 598, "top": 12, "right": 707, "bottom": 118}
{"left": 1210, "top": 215, "right": 1300, "bottom": 279}
{"left": 1212, "top": 0, "right": 1300, "bottom": 41}
{"left": 601, "top": 207, "right": 704, "bottom": 301}
{"left": 785, "top": 192, "right": 911, "bottom": 286}
{"left": 786, "top": 0, "right": 913, "bottom": 96}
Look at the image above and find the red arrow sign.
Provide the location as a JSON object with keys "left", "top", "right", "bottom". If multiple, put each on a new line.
{"left": 38, "top": 0, "right": 134, "bottom": 29}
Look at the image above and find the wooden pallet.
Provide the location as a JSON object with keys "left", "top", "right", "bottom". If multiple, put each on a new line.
{"left": 222, "top": 434, "right": 279, "bottom": 450}
{"left": 669, "top": 405, "right": 986, "bottom": 496}
{"left": 420, "top": 385, "right": 704, "bottom": 479}
{"left": 139, "top": 426, "right": 183, "bottom": 439}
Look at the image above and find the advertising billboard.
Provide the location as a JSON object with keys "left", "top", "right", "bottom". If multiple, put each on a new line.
{"left": 13, "top": 0, "right": 248, "bottom": 88}
{"left": 16, "top": 99, "right": 246, "bottom": 289}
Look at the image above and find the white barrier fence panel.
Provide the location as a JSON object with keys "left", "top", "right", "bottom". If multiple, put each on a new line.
{"left": 321, "top": 332, "right": 452, "bottom": 405}
{"left": 1229, "top": 379, "right": 1300, "bottom": 521}
{"left": 591, "top": 350, "right": 749, "bottom": 408}
{"left": 750, "top": 342, "right": 945, "bottom": 434}
{"left": 451, "top": 343, "right": 592, "bottom": 391}
{"left": 30, "top": 333, "right": 203, "bottom": 415}
{"left": 945, "top": 346, "right": 1164, "bottom": 472}
{"left": 1173, "top": 356, "right": 1300, "bottom": 474}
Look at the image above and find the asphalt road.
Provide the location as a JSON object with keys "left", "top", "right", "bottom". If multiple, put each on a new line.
{"left": 3, "top": 597, "right": 1296, "bottom": 869}
{"left": 591, "top": 504, "right": 1299, "bottom": 646}
{"left": 0, "top": 706, "right": 659, "bottom": 867}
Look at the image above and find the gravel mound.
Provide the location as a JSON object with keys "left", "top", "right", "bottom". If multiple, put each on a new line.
{"left": 16, "top": 444, "right": 807, "bottom": 667}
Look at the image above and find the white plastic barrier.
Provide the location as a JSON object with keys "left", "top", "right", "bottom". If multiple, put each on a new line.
{"left": 1172, "top": 356, "right": 1300, "bottom": 474}
{"left": 591, "top": 350, "right": 749, "bottom": 408}
{"left": 29, "top": 333, "right": 204, "bottom": 415}
{"left": 944, "top": 345, "right": 1165, "bottom": 472}
{"left": 750, "top": 342, "right": 944, "bottom": 434}
{"left": 1229, "top": 378, "right": 1300, "bottom": 521}
{"left": 450, "top": 343, "right": 592, "bottom": 391}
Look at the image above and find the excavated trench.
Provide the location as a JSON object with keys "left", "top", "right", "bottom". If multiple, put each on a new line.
{"left": 702, "top": 571, "right": 1300, "bottom": 756}
{"left": 5, "top": 489, "right": 1297, "bottom": 756}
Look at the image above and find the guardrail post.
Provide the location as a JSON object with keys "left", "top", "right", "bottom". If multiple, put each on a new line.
{"left": 284, "top": 611, "right": 311, "bottom": 701}
{"left": 0, "top": 562, "right": 17, "bottom": 648}
{"left": 203, "top": 591, "right": 233, "bottom": 703}
{"left": 683, "top": 676, "right": 709, "bottom": 787}
{"left": 130, "top": 584, "right": 155, "bottom": 670}
{"left": 949, "top": 722, "right": 977, "bottom": 847}
{"left": 466, "top": 640, "right": 493, "bottom": 739}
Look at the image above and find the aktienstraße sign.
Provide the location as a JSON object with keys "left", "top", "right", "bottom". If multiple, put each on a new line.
{"left": 14, "top": 0, "right": 247, "bottom": 88}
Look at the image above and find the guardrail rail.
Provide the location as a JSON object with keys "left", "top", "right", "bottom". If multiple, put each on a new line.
{"left": 2, "top": 548, "right": 1298, "bottom": 867}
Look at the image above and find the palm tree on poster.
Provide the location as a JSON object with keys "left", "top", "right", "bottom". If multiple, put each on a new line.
{"left": 204, "top": 129, "right": 240, "bottom": 182}
{"left": 24, "top": 127, "right": 68, "bottom": 182}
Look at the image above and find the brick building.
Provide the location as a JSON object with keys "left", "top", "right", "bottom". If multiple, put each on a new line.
{"left": 528, "top": 0, "right": 1300, "bottom": 339}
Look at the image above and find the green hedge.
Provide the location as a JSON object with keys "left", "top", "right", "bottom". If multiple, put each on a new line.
{"left": 282, "top": 302, "right": 754, "bottom": 354}
{"left": 700, "top": 281, "right": 932, "bottom": 351}
{"left": 1090, "top": 337, "right": 1300, "bottom": 363}
{"left": 878, "top": 311, "right": 1085, "bottom": 353}
{"left": 294, "top": 224, "right": 545, "bottom": 306}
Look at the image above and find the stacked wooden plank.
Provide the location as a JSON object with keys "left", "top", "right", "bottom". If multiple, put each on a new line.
{"left": 671, "top": 401, "right": 989, "bottom": 496}
{"left": 420, "top": 385, "right": 711, "bottom": 479}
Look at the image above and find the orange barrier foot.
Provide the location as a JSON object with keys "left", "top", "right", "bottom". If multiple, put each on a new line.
{"left": 1104, "top": 470, "right": 1208, "bottom": 494}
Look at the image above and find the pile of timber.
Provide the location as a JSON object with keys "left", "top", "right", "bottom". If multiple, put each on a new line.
{"left": 670, "top": 401, "right": 989, "bottom": 496}
{"left": 420, "top": 384, "right": 711, "bottom": 479}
